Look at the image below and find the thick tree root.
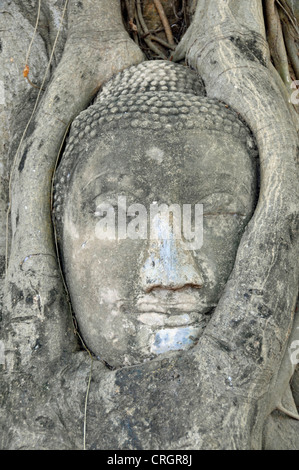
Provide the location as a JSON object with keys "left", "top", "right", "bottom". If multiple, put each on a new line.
{"left": 265, "top": 0, "right": 292, "bottom": 87}
{"left": 278, "top": 4, "right": 299, "bottom": 80}
{"left": 175, "top": 0, "right": 299, "bottom": 449}
{"left": 5, "top": 0, "right": 143, "bottom": 368}
{"left": 277, "top": 404, "right": 299, "bottom": 420}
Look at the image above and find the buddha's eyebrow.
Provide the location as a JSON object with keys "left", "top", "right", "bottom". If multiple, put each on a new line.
{"left": 82, "top": 171, "right": 108, "bottom": 191}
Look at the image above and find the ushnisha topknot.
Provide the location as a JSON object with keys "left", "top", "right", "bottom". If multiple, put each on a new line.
{"left": 53, "top": 61, "right": 257, "bottom": 224}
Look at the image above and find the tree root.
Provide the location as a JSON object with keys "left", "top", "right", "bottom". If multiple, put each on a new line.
{"left": 122, "top": 0, "right": 188, "bottom": 59}
{"left": 184, "top": 0, "right": 299, "bottom": 449}
{"left": 265, "top": 0, "right": 292, "bottom": 88}
{"left": 276, "top": 0, "right": 299, "bottom": 32}
{"left": 153, "top": 0, "right": 175, "bottom": 46}
{"left": 5, "top": 0, "right": 143, "bottom": 367}
{"left": 277, "top": 404, "right": 299, "bottom": 420}
{"left": 278, "top": 4, "right": 299, "bottom": 80}
{"left": 136, "top": 0, "right": 168, "bottom": 59}
{"left": 6, "top": 0, "right": 69, "bottom": 273}
{"left": 150, "top": 33, "right": 176, "bottom": 50}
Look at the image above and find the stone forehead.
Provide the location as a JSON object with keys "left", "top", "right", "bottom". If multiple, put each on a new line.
{"left": 53, "top": 61, "right": 257, "bottom": 225}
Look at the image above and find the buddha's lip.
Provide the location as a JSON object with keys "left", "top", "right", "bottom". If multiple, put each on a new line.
{"left": 136, "top": 298, "right": 205, "bottom": 314}
{"left": 136, "top": 305, "right": 200, "bottom": 314}
{"left": 137, "top": 311, "right": 206, "bottom": 328}
{"left": 135, "top": 304, "right": 214, "bottom": 315}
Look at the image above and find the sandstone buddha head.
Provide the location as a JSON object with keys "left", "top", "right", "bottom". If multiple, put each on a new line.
{"left": 54, "top": 61, "right": 257, "bottom": 368}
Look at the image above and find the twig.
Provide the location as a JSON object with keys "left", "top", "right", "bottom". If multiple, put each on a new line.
{"left": 23, "top": 64, "right": 45, "bottom": 90}
{"left": 125, "top": 0, "right": 135, "bottom": 21}
{"left": 150, "top": 34, "right": 176, "bottom": 50}
{"left": 136, "top": 17, "right": 167, "bottom": 58}
{"left": 25, "top": 0, "right": 41, "bottom": 66}
{"left": 284, "top": 27, "right": 299, "bottom": 80}
{"left": 136, "top": 0, "right": 167, "bottom": 59}
{"left": 172, "top": 1, "right": 180, "bottom": 20}
{"left": 141, "top": 27, "right": 165, "bottom": 37}
{"left": 22, "top": 0, "right": 44, "bottom": 89}
{"left": 279, "top": 7, "right": 299, "bottom": 80}
{"left": 136, "top": 0, "right": 149, "bottom": 33}
{"left": 83, "top": 354, "right": 93, "bottom": 450}
{"left": 276, "top": 0, "right": 299, "bottom": 33}
{"left": 26, "top": 76, "right": 45, "bottom": 91}
{"left": 124, "top": 0, "right": 138, "bottom": 43}
{"left": 153, "top": 0, "right": 175, "bottom": 46}
{"left": 265, "top": 0, "right": 292, "bottom": 87}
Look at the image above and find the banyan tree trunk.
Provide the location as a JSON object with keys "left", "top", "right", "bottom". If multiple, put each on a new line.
{"left": 1, "top": 0, "right": 298, "bottom": 450}
{"left": 174, "top": 0, "right": 299, "bottom": 448}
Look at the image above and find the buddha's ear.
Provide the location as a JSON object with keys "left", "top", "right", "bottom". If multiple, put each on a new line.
{"left": 4, "top": 0, "right": 144, "bottom": 373}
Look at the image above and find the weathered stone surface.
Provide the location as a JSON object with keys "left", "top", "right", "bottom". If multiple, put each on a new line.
{"left": 263, "top": 413, "right": 299, "bottom": 450}
{"left": 54, "top": 60, "right": 258, "bottom": 368}
{"left": 1, "top": 1, "right": 298, "bottom": 451}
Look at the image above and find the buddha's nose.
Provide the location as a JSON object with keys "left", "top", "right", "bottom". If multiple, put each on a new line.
{"left": 140, "top": 214, "right": 203, "bottom": 292}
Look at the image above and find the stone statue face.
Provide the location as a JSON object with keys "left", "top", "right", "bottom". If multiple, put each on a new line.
{"left": 54, "top": 61, "right": 257, "bottom": 368}
{"left": 59, "top": 128, "right": 256, "bottom": 368}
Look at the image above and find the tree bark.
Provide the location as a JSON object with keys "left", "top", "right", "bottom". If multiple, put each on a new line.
{"left": 174, "top": 0, "right": 299, "bottom": 448}
{"left": 1, "top": 0, "right": 298, "bottom": 450}
{"left": 4, "top": 0, "right": 143, "bottom": 366}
